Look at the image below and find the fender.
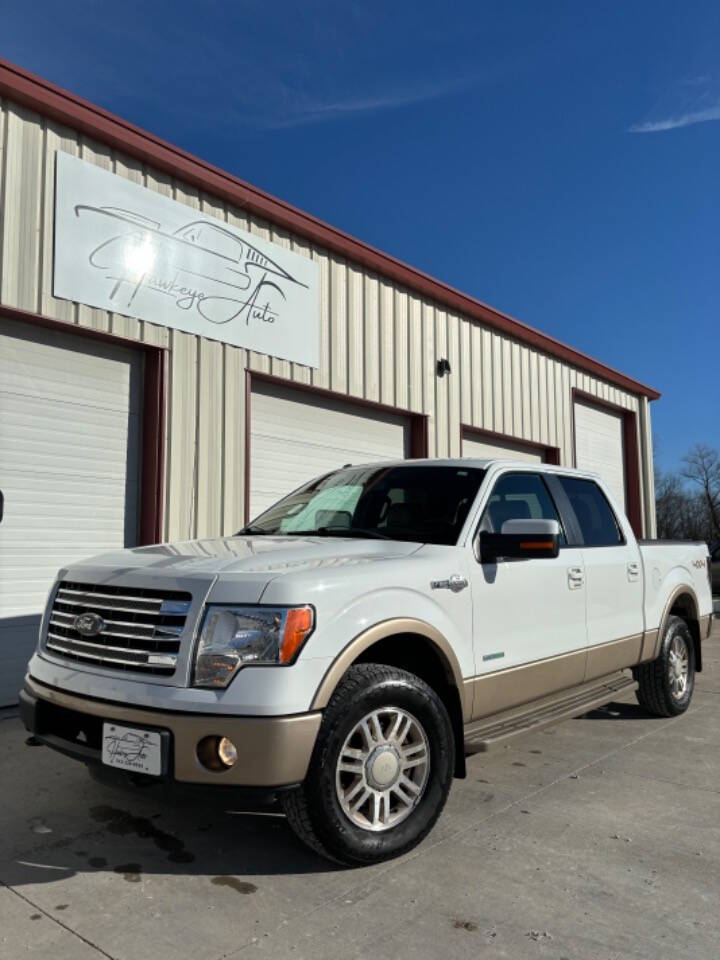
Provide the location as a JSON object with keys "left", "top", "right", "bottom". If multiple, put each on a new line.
{"left": 646, "top": 583, "right": 700, "bottom": 663}
{"left": 310, "top": 617, "right": 470, "bottom": 721}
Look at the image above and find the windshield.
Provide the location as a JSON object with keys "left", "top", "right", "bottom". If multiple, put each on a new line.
{"left": 241, "top": 465, "right": 486, "bottom": 545}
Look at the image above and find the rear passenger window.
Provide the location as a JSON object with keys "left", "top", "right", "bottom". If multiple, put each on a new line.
{"left": 479, "top": 472, "right": 565, "bottom": 543}
{"left": 558, "top": 477, "right": 623, "bottom": 547}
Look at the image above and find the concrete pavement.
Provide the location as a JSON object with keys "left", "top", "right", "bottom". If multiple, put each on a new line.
{"left": 1, "top": 623, "right": 718, "bottom": 960}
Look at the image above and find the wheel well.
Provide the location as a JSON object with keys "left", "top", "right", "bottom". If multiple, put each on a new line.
{"left": 353, "top": 633, "right": 467, "bottom": 778}
{"left": 669, "top": 593, "right": 702, "bottom": 672}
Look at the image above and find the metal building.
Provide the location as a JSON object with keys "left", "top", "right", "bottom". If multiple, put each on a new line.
{"left": 0, "top": 59, "right": 659, "bottom": 704}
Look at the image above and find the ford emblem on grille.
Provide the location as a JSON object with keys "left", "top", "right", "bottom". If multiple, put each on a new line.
{"left": 74, "top": 612, "right": 105, "bottom": 637}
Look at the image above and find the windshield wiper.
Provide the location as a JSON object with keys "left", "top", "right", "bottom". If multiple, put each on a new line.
{"left": 261, "top": 527, "right": 391, "bottom": 540}
{"left": 238, "top": 526, "right": 392, "bottom": 540}
{"left": 322, "top": 526, "right": 391, "bottom": 540}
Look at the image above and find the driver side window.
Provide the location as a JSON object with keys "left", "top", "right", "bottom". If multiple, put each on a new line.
{"left": 479, "top": 472, "right": 566, "bottom": 542}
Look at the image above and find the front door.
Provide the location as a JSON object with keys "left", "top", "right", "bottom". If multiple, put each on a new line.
{"left": 468, "top": 469, "right": 588, "bottom": 719}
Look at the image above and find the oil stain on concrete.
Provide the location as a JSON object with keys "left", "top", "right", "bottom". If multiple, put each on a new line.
{"left": 211, "top": 876, "right": 257, "bottom": 895}
{"left": 90, "top": 805, "right": 195, "bottom": 864}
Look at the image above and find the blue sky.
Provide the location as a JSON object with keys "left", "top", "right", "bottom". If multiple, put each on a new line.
{"left": 3, "top": 0, "right": 718, "bottom": 473}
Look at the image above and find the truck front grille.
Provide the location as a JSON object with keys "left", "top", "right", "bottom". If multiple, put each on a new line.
{"left": 44, "top": 581, "right": 192, "bottom": 677}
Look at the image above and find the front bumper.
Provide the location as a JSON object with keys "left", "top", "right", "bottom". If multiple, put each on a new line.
{"left": 20, "top": 676, "right": 321, "bottom": 787}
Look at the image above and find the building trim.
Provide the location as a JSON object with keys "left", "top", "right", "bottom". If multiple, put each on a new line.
{"left": 139, "top": 349, "right": 166, "bottom": 546}
{"left": 0, "top": 305, "right": 165, "bottom": 546}
{"left": 571, "top": 388, "right": 643, "bottom": 537}
{"left": 0, "top": 57, "right": 660, "bottom": 401}
{"left": 461, "top": 424, "right": 561, "bottom": 465}
{"left": 243, "top": 370, "right": 430, "bottom": 524}
{"left": 0, "top": 303, "right": 170, "bottom": 353}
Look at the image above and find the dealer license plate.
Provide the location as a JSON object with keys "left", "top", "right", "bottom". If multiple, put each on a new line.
{"left": 101, "top": 723, "right": 162, "bottom": 776}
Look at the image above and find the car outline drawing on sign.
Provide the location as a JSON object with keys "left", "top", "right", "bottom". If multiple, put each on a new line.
{"left": 76, "top": 205, "right": 307, "bottom": 327}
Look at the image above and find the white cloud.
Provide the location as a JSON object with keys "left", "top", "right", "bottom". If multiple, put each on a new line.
{"left": 263, "top": 75, "right": 476, "bottom": 129}
{"left": 629, "top": 104, "right": 720, "bottom": 133}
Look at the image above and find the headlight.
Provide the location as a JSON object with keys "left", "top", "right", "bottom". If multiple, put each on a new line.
{"left": 193, "top": 605, "right": 314, "bottom": 688}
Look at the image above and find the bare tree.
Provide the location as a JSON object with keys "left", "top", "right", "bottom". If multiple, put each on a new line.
{"left": 681, "top": 444, "right": 720, "bottom": 540}
{"left": 655, "top": 469, "right": 706, "bottom": 540}
{"left": 654, "top": 443, "right": 720, "bottom": 545}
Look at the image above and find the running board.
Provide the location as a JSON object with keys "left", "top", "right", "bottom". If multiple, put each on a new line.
{"left": 464, "top": 672, "right": 638, "bottom": 753}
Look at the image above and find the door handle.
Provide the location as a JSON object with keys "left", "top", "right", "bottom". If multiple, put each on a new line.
{"left": 567, "top": 566, "right": 584, "bottom": 590}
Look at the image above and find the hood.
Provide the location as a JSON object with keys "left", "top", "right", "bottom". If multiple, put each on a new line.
{"left": 62, "top": 535, "right": 423, "bottom": 581}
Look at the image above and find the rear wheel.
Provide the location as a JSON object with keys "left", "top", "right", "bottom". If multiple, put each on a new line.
{"left": 634, "top": 615, "right": 695, "bottom": 717}
{"left": 282, "top": 663, "right": 454, "bottom": 866}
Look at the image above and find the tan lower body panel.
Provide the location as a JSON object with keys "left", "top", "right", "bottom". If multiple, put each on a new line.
{"left": 24, "top": 676, "right": 321, "bottom": 787}
{"left": 639, "top": 628, "right": 659, "bottom": 662}
{"left": 700, "top": 614, "right": 713, "bottom": 639}
{"left": 466, "top": 647, "right": 587, "bottom": 721}
{"left": 466, "top": 634, "right": 647, "bottom": 721}
{"left": 585, "top": 634, "right": 644, "bottom": 681}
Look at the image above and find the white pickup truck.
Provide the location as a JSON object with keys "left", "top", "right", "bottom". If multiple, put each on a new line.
{"left": 20, "top": 460, "right": 713, "bottom": 865}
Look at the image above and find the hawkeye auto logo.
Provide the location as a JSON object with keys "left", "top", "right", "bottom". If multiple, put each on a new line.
{"left": 76, "top": 208, "right": 302, "bottom": 328}
{"left": 53, "top": 152, "right": 319, "bottom": 367}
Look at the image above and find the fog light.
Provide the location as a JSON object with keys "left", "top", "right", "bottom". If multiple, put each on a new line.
{"left": 197, "top": 735, "right": 238, "bottom": 772}
{"left": 217, "top": 737, "right": 238, "bottom": 767}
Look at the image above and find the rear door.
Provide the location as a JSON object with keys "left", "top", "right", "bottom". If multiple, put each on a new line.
{"left": 553, "top": 475, "right": 643, "bottom": 679}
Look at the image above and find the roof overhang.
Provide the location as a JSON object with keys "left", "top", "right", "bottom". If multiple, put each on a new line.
{"left": 0, "top": 57, "right": 660, "bottom": 400}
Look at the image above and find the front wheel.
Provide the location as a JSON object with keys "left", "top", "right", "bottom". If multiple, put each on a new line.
{"left": 282, "top": 663, "right": 454, "bottom": 866}
{"left": 634, "top": 615, "right": 695, "bottom": 717}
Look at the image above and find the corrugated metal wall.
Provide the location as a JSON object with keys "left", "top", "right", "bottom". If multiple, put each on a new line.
{"left": 0, "top": 99, "right": 655, "bottom": 540}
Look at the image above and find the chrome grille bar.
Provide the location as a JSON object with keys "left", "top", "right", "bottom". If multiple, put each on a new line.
{"left": 47, "top": 631, "right": 178, "bottom": 663}
{"left": 45, "top": 640, "right": 172, "bottom": 670}
{"left": 49, "top": 610, "right": 184, "bottom": 638}
{"left": 53, "top": 597, "right": 170, "bottom": 615}
{"left": 57, "top": 587, "right": 165, "bottom": 607}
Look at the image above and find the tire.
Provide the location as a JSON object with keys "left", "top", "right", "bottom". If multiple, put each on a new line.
{"left": 282, "top": 663, "right": 455, "bottom": 866}
{"left": 634, "top": 615, "right": 695, "bottom": 717}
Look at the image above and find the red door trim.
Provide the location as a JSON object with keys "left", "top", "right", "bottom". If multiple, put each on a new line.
{"left": 571, "top": 389, "right": 643, "bottom": 537}
{"left": 0, "top": 306, "right": 166, "bottom": 546}
{"left": 139, "top": 349, "right": 166, "bottom": 545}
{"left": 0, "top": 303, "right": 169, "bottom": 353}
{"left": 460, "top": 424, "right": 561, "bottom": 465}
{"left": 244, "top": 370, "right": 430, "bottom": 524}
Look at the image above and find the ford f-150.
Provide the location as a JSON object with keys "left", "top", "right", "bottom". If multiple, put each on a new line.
{"left": 20, "top": 460, "right": 714, "bottom": 865}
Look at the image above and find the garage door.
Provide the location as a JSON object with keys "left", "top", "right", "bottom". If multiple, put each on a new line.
{"left": 249, "top": 381, "right": 410, "bottom": 518}
{"left": 574, "top": 400, "right": 626, "bottom": 510}
{"left": 462, "top": 431, "right": 544, "bottom": 463}
{"left": 0, "top": 318, "right": 142, "bottom": 705}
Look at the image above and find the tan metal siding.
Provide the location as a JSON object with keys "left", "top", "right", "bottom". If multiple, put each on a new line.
{"left": 0, "top": 99, "right": 650, "bottom": 541}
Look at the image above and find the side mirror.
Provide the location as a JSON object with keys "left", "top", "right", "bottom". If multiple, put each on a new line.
{"left": 479, "top": 519, "right": 560, "bottom": 563}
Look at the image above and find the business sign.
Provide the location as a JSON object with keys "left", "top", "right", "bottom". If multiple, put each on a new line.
{"left": 53, "top": 152, "right": 319, "bottom": 367}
